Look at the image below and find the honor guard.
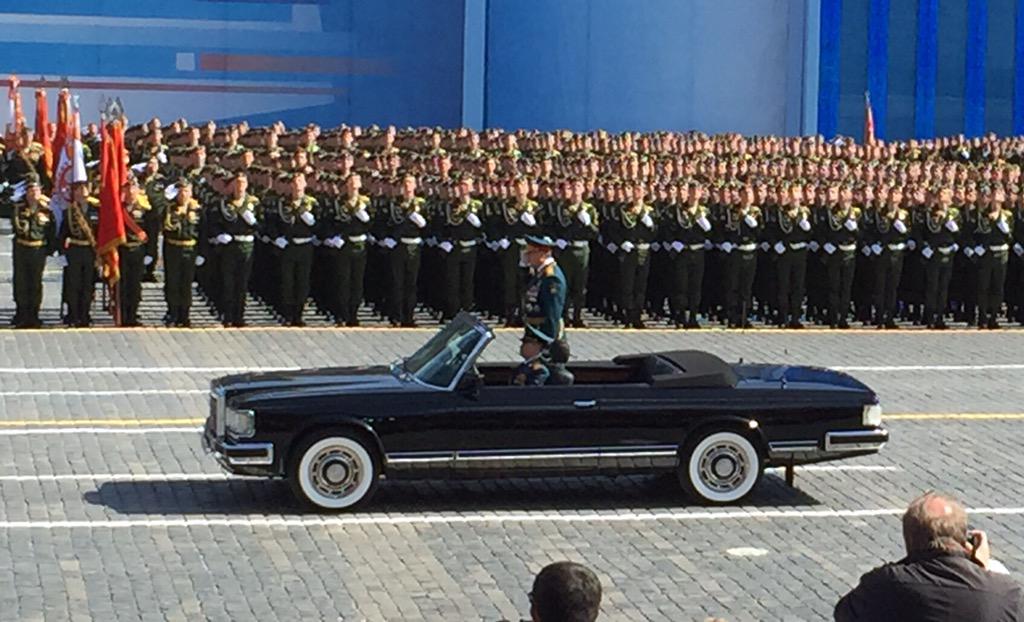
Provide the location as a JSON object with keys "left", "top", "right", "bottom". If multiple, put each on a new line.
{"left": 59, "top": 182, "right": 99, "bottom": 328}
{"left": 208, "top": 171, "right": 260, "bottom": 327}
{"left": 119, "top": 178, "right": 151, "bottom": 326}
{"left": 552, "top": 179, "right": 599, "bottom": 328}
{"left": 921, "top": 189, "right": 961, "bottom": 329}
{"left": 820, "top": 187, "right": 861, "bottom": 328}
{"left": 11, "top": 174, "right": 56, "bottom": 328}
{"left": 768, "top": 184, "right": 812, "bottom": 328}
{"left": 867, "top": 187, "right": 910, "bottom": 329}
{"left": 382, "top": 173, "right": 427, "bottom": 327}
{"left": 720, "top": 185, "right": 762, "bottom": 328}
{"left": 438, "top": 177, "right": 484, "bottom": 321}
{"left": 661, "top": 182, "right": 711, "bottom": 328}
{"left": 604, "top": 184, "right": 657, "bottom": 328}
{"left": 269, "top": 172, "right": 318, "bottom": 326}
{"left": 493, "top": 177, "right": 541, "bottom": 326}
{"left": 972, "top": 185, "right": 1013, "bottom": 329}
{"left": 162, "top": 179, "right": 203, "bottom": 327}
{"left": 317, "top": 172, "right": 369, "bottom": 327}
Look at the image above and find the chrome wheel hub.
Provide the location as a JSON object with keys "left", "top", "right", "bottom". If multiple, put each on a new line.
{"left": 698, "top": 441, "right": 748, "bottom": 492}
{"left": 310, "top": 447, "right": 362, "bottom": 499}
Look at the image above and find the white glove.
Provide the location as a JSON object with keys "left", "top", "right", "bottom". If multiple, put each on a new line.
{"left": 143, "top": 255, "right": 154, "bottom": 266}
{"left": 809, "top": 240, "right": 820, "bottom": 252}
{"left": 1013, "top": 242, "right": 1024, "bottom": 257}
{"left": 384, "top": 237, "right": 398, "bottom": 249}
{"left": 578, "top": 211, "right": 592, "bottom": 226}
{"left": 697, "top": 215, "right": 712, "bottom": 232}
{"left": 56, "top": 254, "right": 69, "bottom": 268}
{"left": 964, "top": 246, "right": 975, "bottom": 258}
{"left": 998, "top": 219, "right": 1010, "bottom": 234}
{"left": 945, "top": 219, "right": 959, "bottom": 233}
{"left": 893, "top": 219, "right": 907, "bottom": 234}
{"left": 521, "top": 212, "right": 536, "bottom": 227}
{"left": 922, "top": 246, "right": 934, "bottom": 259}
{"left": 906, "top": 239, "right": 917, "bottom": 251}
{"left": 620, "top": 241, "right": 635, "bottom": 253}
{"left": 216, "top": 233, "right": 232, "bottom": 245}
{"left": 409, "top": 212, "right": 426, "bottom": 228}
{"left": 352, "top": 208, "right": 368, "bottom": 223}
{"left": 163, "top": 185, "right": 178, "bottom": 201}
{"left": 844, "top": 218, "right": 858, "bottom": 231}
{"left": 975, "top": 245, "right": 986, "bottom": 257}
{"left": 871, "top": 243, "right": 883, "bottom": 256}
{"left": 641, "top": 213, "right": 654, "bottom": 228}
{"left": 157, "top": 151, "right": 168, "bottom": 164}
{"left": 300, "top": 211, "right": 315, "bottom": 226}
{"left": 498, "top": 238, "right": 511, "bottom": 250}
{"left": 798, "top": 218, "right": 811, "bottom": 232}
{"left": 651, "top": 241, "right": 662, "bottom": 252}
{"left": 759, "top": 242, "right": 769, "bottom": 252}
{"left": 555, "top": 239, "right": 568, "bottom": 250}
{"left": 439, "top": 241, "right": 454, "bottom": 253}
{"left": 744, "top": 214, "right": 757, "bottom": 228}
{"left": 703, "top": 239, "right": 713, "bottom": 250}
{"left": 721, "top": 241, "right": 734, "bottom": 254}
{"left": 195, "top": 255, "right": 206, "bottom": 267}
{"left": 672, "top": 241, "right": 685, "bottom": 253}
{"left": 861, "top": 245, "right": 872, "bottom": 257}
{"left": 467, "top": 212, "right": 481, "bottom": 228}
{"left": 606, "top": 242, "right": 618, "bottom": 253}
{"left": 774, "top": 241, "right": 786, "bottom": 255}
{"left": 331, "top": 236, "right": 344, "bottom": 248}
{"left": 425, "top": 236, "right": 437, "bottom": 247}
{"left": 274, "top": 236, "right": 288, "bottom": 249}
{"left": 824, "top": 242, "right": 836, "bottom": 255}
{"left": 242, "top": 210, "right": 257, "bottom": 226}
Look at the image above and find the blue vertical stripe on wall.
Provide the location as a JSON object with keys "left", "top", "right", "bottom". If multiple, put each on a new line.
{"left": 964, "top": 0, "right": 988, "bottom": 136}
{"left": 915, "top": 0, "right": 939, "bottom": 137}
{"left": 817, "top": 0, "right": 842, "bottom": 138}
{"left": 867, "top": 0, "right": 890, "bottom": 138}
{"left": 1015, "top": 0, "right": 1024, "bottom": 132}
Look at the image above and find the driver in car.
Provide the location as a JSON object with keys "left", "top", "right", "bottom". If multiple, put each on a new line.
{"left": 511, "top": 335, "right": 550, "bottom": 386}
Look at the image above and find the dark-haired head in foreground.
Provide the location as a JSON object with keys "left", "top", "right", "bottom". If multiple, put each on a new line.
{"left": 530, "top": 561, "right": 601, "bottom": 622}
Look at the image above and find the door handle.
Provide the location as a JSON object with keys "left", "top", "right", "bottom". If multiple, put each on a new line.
{"left": 574, "top": 400, "right": 597, "bottom": 409}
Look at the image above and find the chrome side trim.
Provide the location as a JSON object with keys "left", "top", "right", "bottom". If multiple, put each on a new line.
{"left": 768, "top": 440, "right": 819, "bottom": 453}
{"left": 387, "top": 445, "right": 679, "bottom": 465}
{"left": 218, "top": 442, "right": 274, "bottom": 466}
{"left": 824, "top": 429, "right": 888, "bottom": 452}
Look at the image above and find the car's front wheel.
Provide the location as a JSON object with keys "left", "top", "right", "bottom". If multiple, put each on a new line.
{"left": 289, "top": 433, "right": 379, "bottom": 511}
{"left": 679, "top": 430, "right": 762, "bottom": 504}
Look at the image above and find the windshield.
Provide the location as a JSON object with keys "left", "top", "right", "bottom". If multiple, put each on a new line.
{"left": 402, "top": 316, "right": 488, "bottom": 389}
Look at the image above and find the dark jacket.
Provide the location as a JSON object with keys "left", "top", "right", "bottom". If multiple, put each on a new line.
{"left": 835, "top": 550, "right": 1024, "bottom": 622}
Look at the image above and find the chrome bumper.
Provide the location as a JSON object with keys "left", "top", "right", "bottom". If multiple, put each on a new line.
{"left": 768, "top": 427, "right": 888, "bottom": 461}
{"left": 209, "top": 437, "right": 275, "bottom": 466}
{"left": 824, "top": 428, "right": 889, "bottom": 452}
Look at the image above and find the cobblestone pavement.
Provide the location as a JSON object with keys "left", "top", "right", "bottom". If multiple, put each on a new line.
{"left": 3, "top": 244, "right": 1024, "bottom": 619}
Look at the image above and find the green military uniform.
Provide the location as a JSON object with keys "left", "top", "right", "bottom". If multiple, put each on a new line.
{"left": 208, "top": 193, "right": 261, "bottom": 326}
{"left": 661, "top": 203, "right": 710, "bottom": 328}
{"left": 317, "top": 194, "right": 369, "bottom": 326}
{"left": 162, "top": 196, "right": 203, "bottom": 327}
{"left": 551, "top": 199, "right": 599, "bottom": 327}
{"left": 490, "top": 197, "right": 540, "bottom": 325}
{"left": 11, "top": 191, "right": 56, "bottom": 328}
{"left": 767, "top": 205, "right": 811, "bottom": 328}
{"left": 119, "top": 194, "right": 151, "bottom": 326}
{"left": 868, "top": 208, "right": 910, "bottom": 328}
{"left": 720, "top": 205, "right": 762, "bottom": 328}
{"left": 438, "top": 198, "right": 484, "bottom": 320}
{"left": 921, "top": 207, "right": 962, "bottom": 329}
{"left": 522, "top": 244, "right": 570, "bottom": 384}
{"left": 604, "top": 203, "right": 657, "bottom": 328}
{"left": 383, "top": 195, "right": 428, "bottom": 326}
{"left": 269, "top": 193, "right": 318, "bottom": 326}
{"left": 820, "top": 205, "right": 861, "bottom": 328}
{"left": 60, "top": 196, "right": 99, "bottom": 328}
{"left": 141, "top": 173, "right": 167, "bottom": 281}
{"left": 973, "top": 207, "right": 1014, "bottom": 329}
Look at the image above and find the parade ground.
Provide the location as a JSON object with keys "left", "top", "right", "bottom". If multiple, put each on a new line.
{"left": 0, "top": 323, "right": 1022, "bottom": 621}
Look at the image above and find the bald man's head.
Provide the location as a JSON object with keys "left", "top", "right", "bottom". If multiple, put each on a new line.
{"left": 903, "top": 492, "right": 969, "bottom": 555}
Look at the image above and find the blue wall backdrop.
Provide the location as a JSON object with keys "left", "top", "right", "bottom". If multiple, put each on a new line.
{"left": 818, "top": 0, "right": 1023, "bottom": 140}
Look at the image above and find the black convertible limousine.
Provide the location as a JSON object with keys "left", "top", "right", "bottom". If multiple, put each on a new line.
{"left": 202, "top": 313, "right": 887, "bottom": 510}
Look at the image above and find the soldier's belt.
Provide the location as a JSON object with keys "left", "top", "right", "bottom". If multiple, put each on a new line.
{"left": 938, "top": 245, "right": 956, "bottom": 254}
{"left": 635, "top": 242, "right": 651, "bottom": 251}
{"left": 233, "top": 235, "right": 255, "bottom": 243}
{"left": 166, "top": 238, "right": 197, "bottom": 247}
{"left": 15, "top": 238, "right": 44, "bottom": 248}
{"left": 789, "top": 242, "right": 808, "bottom": 250}
{"left": 737, "top": 243, "right": 757, "bottom": 252}
{"left": 457, "top": 240, "right": 477, "bottom": 247}
{"left": 123, "top": 242, "right": 144, "bottom": 250}
{"left": 570, "top": 240, "right": 590, "bottom": 248}
{"left": 400, "top": 237, "right": 422, "bottom": 245}
{"left": 347, "top": 235, "right": 367, "bottom": 243}
{"left": 291, "top": 237, "right": 314, "bottom": 245}
{"left": 990, "top": 244, "right": 1010, "bottom": 252}
{"left": 67, "top": 238, "right": 93, "bottom": 247}
{"left": 838, "top": 243, "right": 857, "bottom": 252}
{"left": 887, "top": 243, "right": 906, "bottom": 252}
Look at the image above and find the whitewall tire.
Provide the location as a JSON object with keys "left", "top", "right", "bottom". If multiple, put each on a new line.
{"left": 679, "top": 430, "right": 762, "bottom": 504}
{"left": 289, "top": 434, "right": 378, "bottom": 510}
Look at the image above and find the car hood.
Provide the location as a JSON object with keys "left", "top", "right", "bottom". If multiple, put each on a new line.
{"left": 733, "top": 363, "right": 874, "bottom": 394}
{"left": 213, "top": 364, "right": 410, "bottom": 402}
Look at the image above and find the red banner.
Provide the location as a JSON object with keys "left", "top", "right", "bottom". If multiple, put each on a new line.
{"left": 97, "top": 120, "right": 126, "bottom": 287}
{"left": 33, "top": 88, "right": 53, "bottom": 175}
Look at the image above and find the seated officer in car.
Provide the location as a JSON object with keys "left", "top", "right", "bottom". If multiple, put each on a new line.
{"left": 511, "top": 335, "right": 550, "bottom": 386}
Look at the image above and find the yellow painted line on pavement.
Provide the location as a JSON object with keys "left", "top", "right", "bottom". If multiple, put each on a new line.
{"left": 0, "top": 418, "right": 204, "bottom": 427}
{"left": 886, "top": 413, "right": 1024, "bottom": 421}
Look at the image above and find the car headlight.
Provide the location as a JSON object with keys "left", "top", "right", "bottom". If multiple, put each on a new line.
{"left": 862, "top": 404, "right": 883, "bottom": 427}
{"left": 225, "top": 407, "right": 255, "bottom": 438}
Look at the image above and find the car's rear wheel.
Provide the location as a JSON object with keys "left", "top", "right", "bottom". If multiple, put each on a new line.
{"left": 288, "top": 433, "right": 379, "bottom": 511}
{"left": 678, "top": 430, "right": 762, "bottom": 504}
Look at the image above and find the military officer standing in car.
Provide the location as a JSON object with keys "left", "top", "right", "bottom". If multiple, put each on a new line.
{"left": 207, "top": 170, "right": 261, "bottom": 327}
{"left": 521, "top": 234, "right": 570, "bottom": 384}
{"left": 11, "top": 174, "right": 56, "bottom": 328}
